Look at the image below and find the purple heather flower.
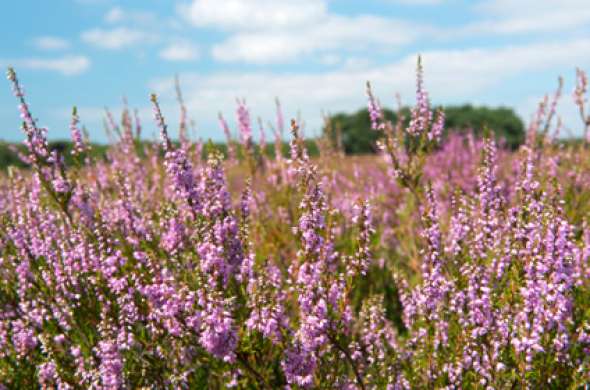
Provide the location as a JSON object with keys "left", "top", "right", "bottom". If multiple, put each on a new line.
{"left": 236, "top": 98, "right": 253, "bottom": 149}
{"left": 366, "top": 81, "right": 384, "bottom": 131}
{"left": 282, "top": 343, "right": 317, "bottom": 388}
{"left": 407, "top": 58, "right": 432, "bottom": 137}
{"left": 98, "top": 339, "right": 123, "bottom": 388}
{"left": 199, "top": 296, "right": 237, "bottom": 363}
{"left": 70, "top": 107, "right": 87, "bottom": 155}
{"left": 38, "top": 361, "right": 58, "bottom": 387}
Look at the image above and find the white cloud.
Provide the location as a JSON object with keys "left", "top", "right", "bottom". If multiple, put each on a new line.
{"left": 74, "top": 0, "right": 109, "bottom": 4}
{"left": 178, "top": 0, "right": 326, "bottom": 31}
{"left": 105, "top": 6, "right": 124, "bottom": 23}
{"left": 386, "top": 0, "right": 445, "bottom": 4}
{"left": 160, "top": 41, "right": 199, "bottom": 61}
{"left": 81, "top": 27, "right": 157, "bottom": 49}
{"left": 212, "top": 15, "right": 425, "bottom": 64}
{"left": 44, "top": 39, "right": 586, "bottom": 141}
{"left": 179, "top": 0, "right": 589, "bottom": 65}
{"left": 178, "top": 0, "right": 436, "bottom": 65}
{"left": 2, "top": 56, "right": 91, "bottom": 76}
{"left": 318, "top": 54, "right": 341, "bottom": 66}
{"left": 104, "top": 6, "right": 156, "bottom": 24}
{"left": 149, "top": 38, "right": 590, "bottom": 138}
{"left": 33, "top": 36, "right": 70, "bottom": 51}
{"left": 465, "top": 0, "right": 590, "bottom": 35}
{"left": 475, "top": 0, "right": 587, "bottom": 15}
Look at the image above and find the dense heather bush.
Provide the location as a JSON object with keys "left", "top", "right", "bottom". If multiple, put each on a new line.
{"left": 2, "top": 62, "right": 590, "bottom": 389}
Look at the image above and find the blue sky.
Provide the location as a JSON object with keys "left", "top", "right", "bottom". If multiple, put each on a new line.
{"left": 1, "top": 0, "right": 589, "bottom": 143}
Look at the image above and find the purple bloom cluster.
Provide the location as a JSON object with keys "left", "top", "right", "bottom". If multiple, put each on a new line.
{"left": 2, "top": 64, "right": 590, "bottom": 389}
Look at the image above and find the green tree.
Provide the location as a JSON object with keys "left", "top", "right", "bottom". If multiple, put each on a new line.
{"left": 326, "top": 108, "right": 396, "bottom": 155}
{"left": 443, "top": 104, "right": 525, "bottom": 149}
{"left": 326, "top": 105, "right": 525, "bottom": 154}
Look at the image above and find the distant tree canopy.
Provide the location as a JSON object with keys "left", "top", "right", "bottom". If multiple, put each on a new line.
{"left": 0, "top": 141, "right": 111, "bottom": 170}
{"left": 0, "top": 140, "right": 320, "bottom": 170}
{"left": 0, "top": 105, "right": 525, "bottom": 169}
{"left": 326, "top": 105, "right": 525, "bottom": 154}
{"left": 444, "top": 105, "right": 525, "bottom": 149}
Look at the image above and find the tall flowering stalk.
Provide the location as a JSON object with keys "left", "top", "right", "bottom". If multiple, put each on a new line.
{"left": 218, "top": 113, "right": 237, "bottom": 164}
{"left": 527, "top": 76, "right": 563, "bottom": 148}
{"left": 6, "top": 67, "right": 74, "bottom": 221}
{"left": 235, "top": 98, "right": 259, "bottom": 175}
{"left": 280, "top": 119, "right": 374, "bottom": 388}
{"left": 272, "top": 98, "right": 285, "bottom": 163}
{"left": 257, "top": 117, "right": 267, "bottom": 166}
{"left": 70, "top": 107, "right": 88, "bottom": 157}
{"left": 366, "top": 57, "right": 445, "bottom": 199}
{"left": 574, "top": 68, "right": 590, "bottom": 141}
{"left": 7, "top": 68, "right": 49, "bottom": 163}
{"left": 366, "top": 82, "right": 384, "bottom": 131}
{"left": 151, "top": 93, "right": 201, "bottom": 217}
{"left": 236, "top": 98, "right": 253, "bottom": 149}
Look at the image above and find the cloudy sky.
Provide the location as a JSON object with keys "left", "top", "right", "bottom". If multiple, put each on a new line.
{"left": 1, "top": 0, "right": 589, "bottom": 142}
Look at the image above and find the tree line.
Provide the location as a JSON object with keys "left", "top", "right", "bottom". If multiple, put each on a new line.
{"left": 326, "top": 104, "right": 526, "bottom": 155}
{"left": 0, "top": 104, "right": 526, "bottom": 169}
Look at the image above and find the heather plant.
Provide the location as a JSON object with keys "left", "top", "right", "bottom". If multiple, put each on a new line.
{"left": 2, "top": 63, "right": 590, "bottom": 390}
{"left": 574, "top": 68, "right": 590, "bottom": 141}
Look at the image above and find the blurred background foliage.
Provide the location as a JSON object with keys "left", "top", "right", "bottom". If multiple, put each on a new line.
{"left": 0, "top": 104, "right": 534, "bottom": 169}
{"left": 326, "top": 104, "right": 526, "bottom": 155}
